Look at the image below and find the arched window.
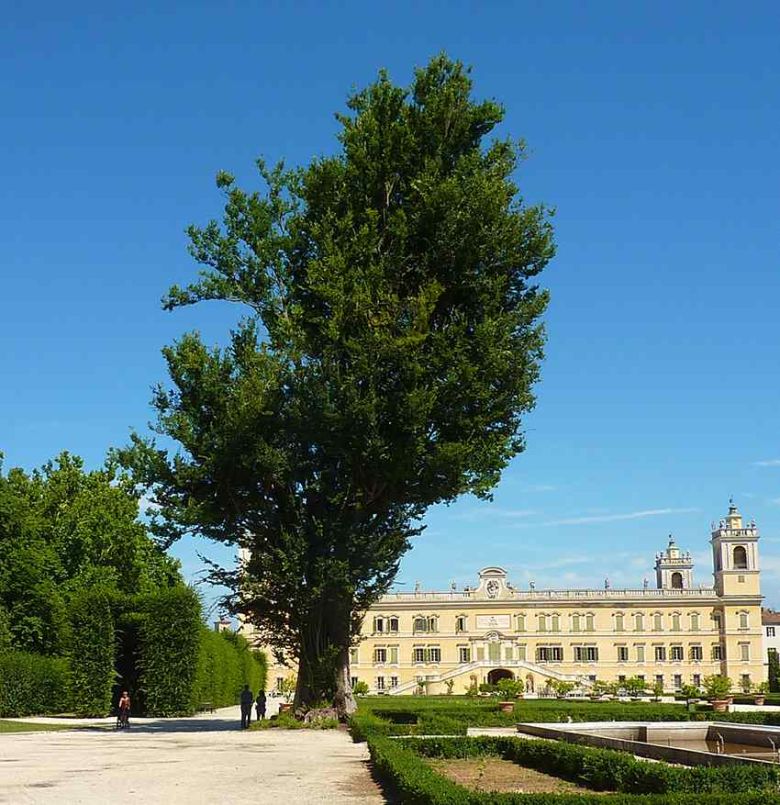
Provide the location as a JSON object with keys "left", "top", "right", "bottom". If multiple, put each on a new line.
{"left": 550, "top": 614, "right": 560, "bottom": 632}
{"left": 571, "top": 613, "right": 581, "bottom": 632}
{"left": 413, "top": 616, "right": 427, "bottom": 633}
{"left": 671, "top": 613, "right": 681, "bottom": 631}
{"left": 671, "top": 572, "right": 683, "bottom": 589}
{"left": 733, "top": 545, "right": 748, "bottom": 570}
{"left": 615, "top": 613, "right": 625, "bottom": 632}
{"left": 516, "top": 613, "right": 526, "bottom": 632}
{"left": 538, "top": 614, "right": 548, "bottom": 632}
{"left": 634, "top": 613, "right": 644, "bottom": 632}
{"left": 585, "top": 613, "right": 595, "bottom": 632}
{"left": 690, "top": 612, "right": 700, "bottom": 631}
{"left": 654, "top": 613, "right": 663, "bottom": 631}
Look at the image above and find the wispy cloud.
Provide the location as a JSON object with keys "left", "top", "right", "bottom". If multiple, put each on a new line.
{"left": 525, "top": 507, "right": 698, "bottom": 527}
{"left": 522, "top": 484, "right": 557, "bottom": 493}
{"left": 451, "top": 507, "right": 537, "bottom": 522}
{"left": 754, "top": 459, "right": 780, "bottom": 467}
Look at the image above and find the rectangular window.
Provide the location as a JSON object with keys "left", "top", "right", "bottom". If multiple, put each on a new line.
{"left": 655, "top": 674, "right": 664, "bottom": 687}
{"left": 388, "top": 617, "right": 399, "bottom": 633}
{"left": 655, "top": 646, "right": 666, "bottom": 662}
{"left": 671, "top": 645, "right": 683, "bottom": 661}
{"left": 516, "top": 613, "right": 526, "bottom": 632}
{"left": 739, "top": 612, "right": 749, "bottom": 630}
{"left": 389, "top": 646, "right": 399, "bottom": 665}
{"left": 740, "top": 643, "right": 750, "bottom": 662}
{"left": 517, "top": 644, "right": 526, "bottom": 661}
{"left": 692, "top": 674, "right": 701, "bottom": 687}
{"left": 713, "top": 614, "right": 722, "bottom": 630}
{"left": 390, "top": 676, "right": 398, "bottom": 689}
{"left": 458, "top": 646, "right": 471, "bottom": 663}
{"left": 574, "top": 646, "right": 598, "bottom": 662}
{"left": 413, "top": 647, "right": 425, "bottom": 663}
{"left": 427, "top": 647, "right": 441, "bottom": 664}
{"left": 538, "top": 615, "right": 547, "bottom": 632}
{"left": 551, "top": 614, "right": 560, "bottom": 632}
{"left": 456, "top": 616, "right": 466, "bottom": 633}
{"left": 690, "top": 645, "right": 702, "bottom": 661}
{"left": 615, "top": 613, "right": 625, "bottom": 632}
{"left": 673, "top": 674, "right": 682, "bottom": 690}
{"left": 585, "top": 614, "right": 595, "bottom": 632}
{"left": 376, "top": 676, "right": 385, "bottom": 691}
{"left": 476, "top": 647, "right": 485, "bottom": 661}
{"left": 618, "top": 674, "right": 626, "bottom": 683}
{"left": 374, "top": 648, "right": 387, "bottom": 664}
{"left": 349, "top": 647, "right": 359, "bottom": 664}
{"left": 712, "top": 644, "right": 723, "bottom": 661}
{"left": 571, "top": 614, "right": 581, "bottom": 632}
{"left": 276, "top": 677, "right": 284, "bottom": 692}
{"left": 742, "top": 673, "right": 751, "bottom": 689}
{"left": 537, "top": 646, "right": 563, "bottom": 662}
{"left": 488, "top": 642, "right": 501, "bottom": 662}
{"left": 617, "top": 646, "right": 629, "bottom": 662}
{"left": 635, "top": 645, "right": 645, "bottom": 663}
{"left": 671, "top": 614, "right": 681, "bottom": 631}
{"left": 374, "top": 617, "right": 384, "bottom": 633}
{"left": 654, "top": 614, "right": 663, "bottom": 631}
{"left": 690, "top": 613, "right": 700, "bottom": 631}
{"left": 634, "top": 614, "right": 644, "bottom": 632}
{"left": 504, "top": 646, "right": 513, "bottom": 662}
{"left": 413, "top": 617, "right": 426, "bottom": 633}
{"left": 351, "top": 676, "right": 358, "bottom": 688}
{"left": 768, "top": 627, "right": 776, "bottom": 638}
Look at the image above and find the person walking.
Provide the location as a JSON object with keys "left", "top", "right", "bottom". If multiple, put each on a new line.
{"left": 118, "top": 690, "right": 131, "bottom": 729}
{"left": 240, "top": 684, "right": 254, "bottom": 728}
{"left": 255, "top": 690, "right": 266, "bottom": 721}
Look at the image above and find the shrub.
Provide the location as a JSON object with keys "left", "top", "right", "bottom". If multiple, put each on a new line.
{"left": 0, "top": 651, "right": 70, "bottom": 717}
{"left": 704, "top": 675, "right": 732, "bottom": 700}
{"left": 0, "top": 606, "right": 11, "bottom": 654}
{"left": 352, "top": 680, "right": 369, "bottom": 696}
{"left": 137, "top": 586, "right": 202, "bottom": 716}
{"left": 67, "top": 588, "right": 116, "bottom": 716}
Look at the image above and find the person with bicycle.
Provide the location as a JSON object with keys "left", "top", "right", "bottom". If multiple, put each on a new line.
{"left": 118, "top": 690, "right": 131, "bottom": 729}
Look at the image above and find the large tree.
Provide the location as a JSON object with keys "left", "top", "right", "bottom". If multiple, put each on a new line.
{"left": 121, "top": 55, "right": 554, "bottom": 715}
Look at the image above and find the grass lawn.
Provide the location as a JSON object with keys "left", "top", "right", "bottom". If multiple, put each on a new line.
{"left": 0, "top": 719, "right": 81, "bottom": 733}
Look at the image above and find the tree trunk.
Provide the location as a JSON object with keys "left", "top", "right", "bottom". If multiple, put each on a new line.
{"left": 332, "top": 640, "right": 356, "bottom": 718}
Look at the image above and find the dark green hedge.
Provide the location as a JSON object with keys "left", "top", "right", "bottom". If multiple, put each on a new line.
{"left": 138, "top": 587, "right": 202, "bottom": 716}
{"left": 0, "top": 651, "right": 70, "bottom": 717}
{"left": 367, "top": 735, "right": 780, "bottom": 804}
{"left": 67, "top": 588, "right": 115, "bottom": 716}
{"left": 193, "top": 628, "right": 266, "bottom": 709}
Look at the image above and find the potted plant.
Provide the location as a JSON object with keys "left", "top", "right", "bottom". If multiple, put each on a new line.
{"left": 704, "top": 674, "right": 732, "bottom": 712}
{"left": 590, "top": 679, "right": 610, "bottom": 701}
{"left": 548, "top": 679, "right": 576, "bottom": 699}
{"left": 651, "top": 680, "right": 664, "bottom": 702}
{"left": 623, "top": 676, "right": 648, "bottom": 700}
{"left": 277, "top": 675, "right": 297, "bottom": 713}
{"left": 496, "top": 678, "right": 524, "bottom": 712}
{"left": 754, "top": 681, "right": 769, "bottom": 706}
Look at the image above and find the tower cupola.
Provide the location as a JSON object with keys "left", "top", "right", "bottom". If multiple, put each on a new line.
{"left": 655, "top": 534, "right": 694, "bottom": 589}
{"left": 711, "top": 500, "right": 760, "bottom": 597}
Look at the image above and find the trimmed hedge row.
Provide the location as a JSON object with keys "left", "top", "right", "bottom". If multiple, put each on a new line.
{"left": 406, "top": 736, "right": 780, "bottom": 794}
{"left": 0, "top": 651, "right": 70, "bottom": 717}
{"left": 193, "top": 628, "right": 266, "bottom": 710}
{"left": 138, "top": 587, "right": 203, "bottom": 716}
{"left": 68, "top": 588, "right": 115, "bottom": 716}
{"left": 367, "top": 735, "right": 777, "bottom": 804}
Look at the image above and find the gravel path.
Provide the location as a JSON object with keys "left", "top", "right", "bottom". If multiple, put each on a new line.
{"left": 0, "top": 706, "right": 385, "bottom": 804}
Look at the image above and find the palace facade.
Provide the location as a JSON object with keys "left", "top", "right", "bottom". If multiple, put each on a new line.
{"left": 262, "top": 501, "right": 766, "bottom": 695}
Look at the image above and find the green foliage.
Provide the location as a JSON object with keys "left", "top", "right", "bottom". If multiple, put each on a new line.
{"left": 138, "top": 587, "right": 202, "bottom": 716}
{"left": 495, "top": 678, "right": 524, "bottom": 698}
{"left": 704, "top": 675, "right": 732, "bottom": 699}
{"left": 367, "top": 734, "right": 776, "bottom": 804}
{"left": 769, "top": 649, "right": 780, "bottom": 693}
{"left": 0, "top": 651, "right": 70, "bottom": 717}
{"left": 119, "top": 54, "right": 554, "bottom": 711}
{"left": 252, "top": 711, "right": 339, "bottom": 730}
{"left": 622, "top": 676, "right": 648, "bottom": 697}
{"left": 193, "top": 628, "right": 266, "bottom": 709}
{"left": 0, "top": 451, "right": 182, "bottom": 656}
{"left": 67, "top": 588, "right": 116, "bottom": 716}
{"left": 0, "top": 605, "right": 11, "bottom": 654}
{"left": 547, "top": 679, "right": 576, "bottom": 698}
{"left": 352, "top": 679, "right": 369, "bottom": 696}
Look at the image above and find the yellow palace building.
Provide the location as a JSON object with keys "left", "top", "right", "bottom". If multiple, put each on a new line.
{"left": 263, "top": 501, "right": 766, "bottom": 696}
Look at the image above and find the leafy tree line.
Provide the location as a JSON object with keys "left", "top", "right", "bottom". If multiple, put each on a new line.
{"left": 0, "top": 450, "right": 180, "bottom": 655}
{"left": 0, "top": 451, "right": 265, "bottom": 717}
{"left": 120, "top": 54, "right": 554, "bottom": 716}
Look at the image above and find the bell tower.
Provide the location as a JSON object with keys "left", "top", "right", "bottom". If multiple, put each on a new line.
{"left": 711, "top": 499, "right": 761, "bottom": 597}
{"left": 655, "top": 536, "right": 694, "bottom": 589}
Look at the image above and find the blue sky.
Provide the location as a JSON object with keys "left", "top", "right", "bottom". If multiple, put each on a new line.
{"left": 1, "top": 2, "right": 778, "bottom": 613}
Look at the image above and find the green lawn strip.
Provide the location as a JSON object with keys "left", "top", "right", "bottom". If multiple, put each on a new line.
{"left": 366, "top": 734, "right": 780, "bottom": 804}
{"left": 0, "top": 719, "right": 85, "bottom": 733}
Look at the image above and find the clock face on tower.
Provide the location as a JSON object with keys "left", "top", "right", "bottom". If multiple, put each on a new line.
{"left": 486, "top": 579, "right": 500, "bottom": 599}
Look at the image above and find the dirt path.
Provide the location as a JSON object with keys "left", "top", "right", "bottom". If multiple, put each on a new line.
{"left": 0, "top": 707, "right": 385, "bottom": 804}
